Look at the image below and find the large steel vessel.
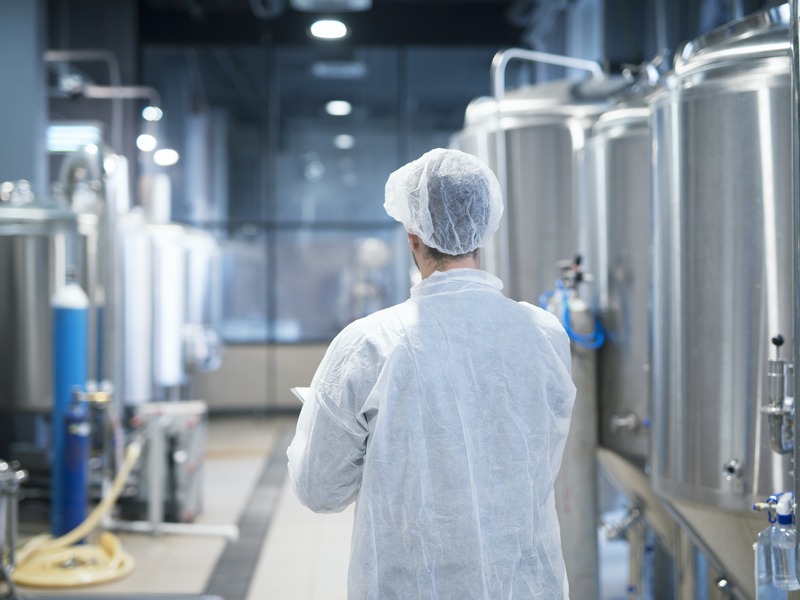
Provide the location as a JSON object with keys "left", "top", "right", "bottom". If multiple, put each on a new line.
{"left": 0, "top": 204, "right": 98, "bottom": 414}
{"left": 650, "top": 6, "right": 793, "bottom": 596}
{"left": 587, "top": 102, "right": 652, "bottom": 465}
{"left": 451, "top": 78, "right": 610, "bottom": 303}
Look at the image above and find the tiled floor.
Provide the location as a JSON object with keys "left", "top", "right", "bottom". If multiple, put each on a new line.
{"left": 10, "top": 414, "right": 627, "bottom": 600}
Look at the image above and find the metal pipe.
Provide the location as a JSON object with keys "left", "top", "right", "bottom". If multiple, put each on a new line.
{"left": 80, "top": 84, "right": 161, "bottom": 107}
{"left": 792, "top": 0, "right": 800, "bottom": 580}
{"left": 487, "top": 48, "right": 604, "bottom": 293}
{"left": 44, "top": 49, "right": 124, "bottom": 154}
{"left": 490, "top": 48, "right": 604, "bottom": 102}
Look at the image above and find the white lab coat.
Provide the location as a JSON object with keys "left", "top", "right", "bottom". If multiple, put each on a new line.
{"left": 287, "top": 268, "right": 576, "bottom": 599}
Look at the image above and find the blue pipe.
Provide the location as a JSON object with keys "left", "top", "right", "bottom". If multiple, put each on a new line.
{"left": 540, "top": 282, "right": 605, "bottom": 350}
{"left": 63, "top": 402, "right": 90, "bottom": 536}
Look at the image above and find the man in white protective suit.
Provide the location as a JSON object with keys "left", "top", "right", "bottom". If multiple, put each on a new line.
{"left": 287, "top": 147, "right": 577, "bottom": 599}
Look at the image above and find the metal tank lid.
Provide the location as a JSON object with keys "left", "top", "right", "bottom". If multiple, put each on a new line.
{"left": 463, "top": 78, "right": 618, "bottom": 126}
{"left": 674, "top": 4, "right": 789, "bottom": 77}
{"left": 592, "top": 106, "right": 650, "bottom": 136}
{"left": 0, "top": 203, "right": 98, "bottom": 235}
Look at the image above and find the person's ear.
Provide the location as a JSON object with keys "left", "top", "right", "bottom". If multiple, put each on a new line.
{"left": 408, "top": 233, "right": 421, "bottom": 251}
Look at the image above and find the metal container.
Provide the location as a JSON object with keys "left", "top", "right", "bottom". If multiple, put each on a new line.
{"left": 585, "top": 103, "right": 652, "bottom": 464}
{"left": 0, "top": 459, "right": 26, "bottom": 575}
{"left": 120, "top": 214, "right": 223, "bottom": 405}
{"left": 450, "top": 79, "right": 610, "bottom": 303}
{"left": 650, "top": 6, "right": 793, "bottom": 596}
{"left": 0, "top": 205, "right": 97, "bottom": 413}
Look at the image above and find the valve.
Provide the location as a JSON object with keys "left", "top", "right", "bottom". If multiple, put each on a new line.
{"left": 760, "top": 334, "right": 794, "bottom": 454}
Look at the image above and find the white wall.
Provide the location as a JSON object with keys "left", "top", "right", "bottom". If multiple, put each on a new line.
{"left": 194, "top": 343, "right": 328, "bottom": 412}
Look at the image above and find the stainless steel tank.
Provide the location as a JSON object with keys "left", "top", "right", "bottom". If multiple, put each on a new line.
{"left": 0, "top": 204, "right": 98, "bottom": 413}
{"left": 450, "top": 76, "right": 610, "bottom": 303}
{"left": 587, "top": 103, "right": 652, "bottom": 464}
{"left": 650, "top": 6, "right": 793, "bottom": 596}
{"left": 584, "top": 84, "right": 691, "bottom": 598}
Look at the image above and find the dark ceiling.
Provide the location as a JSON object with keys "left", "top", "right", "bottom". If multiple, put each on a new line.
{"left": 138, "top": 0, "right": 530, "bottom": 47}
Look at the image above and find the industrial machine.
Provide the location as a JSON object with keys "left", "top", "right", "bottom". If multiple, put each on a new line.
{"left": 650, "top": 5, "right": 795, "bottom": 597}
{"left": 452, "top": 4, "right": 800, "bottom": 598}
{"left": 0, "top": 138, "right": 224, "bottom": 546}
{"left": 0, "top": 183, "right": 100, "bottom": 468}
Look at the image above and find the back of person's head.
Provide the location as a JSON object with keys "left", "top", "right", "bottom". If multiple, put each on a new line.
{"left": 384, "top": 148, "right": 503, "bottom": 256}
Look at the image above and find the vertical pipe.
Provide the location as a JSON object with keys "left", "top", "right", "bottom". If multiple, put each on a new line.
{"left": 63, "top": 402, "right": 90, "bottom": 536}
{"left": 792, "top": 0, "right": 800, "bottom": 580}
{"left": 147, "top": 415, "right": 165, "bottom": 531}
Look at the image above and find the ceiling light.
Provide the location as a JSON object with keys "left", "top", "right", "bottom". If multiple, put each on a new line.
{"left": 142, "top": 106, "right": 163, "bottom": 122}
{"left": 326, "top": 100, "right": 352, "bottom": 116}
{"left": 291, "top": 0, "right": 371, "bottom": 11}
{"left": 153, "top": 148, "right": 179, "bottom": 166}
{"left": 136, "top": 134, "right": 157, "bottom": 152}
{"left": 310, "top": 19, "right": 348, "bottom": 40}
{"left": 312, "top": 61, "right": 366, "bottom": 79}
{"left": 334, "top": 134, "right": 355, "bottom": 150}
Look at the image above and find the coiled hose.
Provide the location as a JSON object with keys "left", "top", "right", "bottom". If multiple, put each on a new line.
{"left": 11, "top": 437, "right": 143, "bottom": 588}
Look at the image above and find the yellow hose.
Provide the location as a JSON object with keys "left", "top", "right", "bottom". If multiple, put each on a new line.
{"left": 12, "top": 437, "right": 143, "bottom": 588}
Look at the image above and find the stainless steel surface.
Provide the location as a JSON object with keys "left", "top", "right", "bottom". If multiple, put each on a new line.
{"left": 0, "top": 459, "right": 26, "bottom": 569}
{"left": 793, "top": 0, "right": 800, "bottom": 584}
{"left": 451, "top": 80, "right": 609, "bottom": 302}
{"left": 585, "top": 105, "right": 652, "bottom": 463}
{"left": 651, "top": 0, "right": 793, "bottom": 513}
{"left": 491, "top": 49, "right": 605, "bottom": 102}
{"left": 553, "top": 295, "right": 599, "bottom": 600}
{"left": 651, "top": 6, "right": 794, "bottom": 598}
{"left": 0, "top": 206, "right": 97, "bottom": 412}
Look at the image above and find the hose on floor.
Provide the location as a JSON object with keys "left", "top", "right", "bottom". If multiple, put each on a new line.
{"left": 11, "top": 437, "right": 144, "bottom": 588}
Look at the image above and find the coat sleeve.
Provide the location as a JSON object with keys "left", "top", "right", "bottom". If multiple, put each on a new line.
{"left": 286, "top": 327, "right": 373, "bottom": 513}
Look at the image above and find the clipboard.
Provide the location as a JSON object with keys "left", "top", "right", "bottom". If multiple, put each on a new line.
{"left": 290, "top": 387, "right": 310, "bottom": 404}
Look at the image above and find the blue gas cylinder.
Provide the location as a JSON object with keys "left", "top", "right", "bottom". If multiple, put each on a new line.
{"left": 51, "top": 280, "right": 89, "bottom": 536}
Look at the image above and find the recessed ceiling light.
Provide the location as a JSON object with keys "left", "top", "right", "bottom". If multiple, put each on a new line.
{"left": 326, "top": 100, "right": 352, "bottom": 116}
{"left": 136, "top": 134, "right": 158, "bottom": 152}
{"left": 310, "top": 19, "right": 348, "bottom": 40}
{"left": 334, "top": 134, "right": 355, "bottom": 150}
{"left": 142, "top": 106, "right": 163, "bottom": 122}
{"left": 154, "top": 148, "right": 180, "bottom": 166}
{"left": 312, "top": 61, "right": 367, "bottom": 79}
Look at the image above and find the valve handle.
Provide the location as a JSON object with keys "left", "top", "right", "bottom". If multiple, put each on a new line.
{"left": 773, "top": 334, "right": 785, "bottom": 348}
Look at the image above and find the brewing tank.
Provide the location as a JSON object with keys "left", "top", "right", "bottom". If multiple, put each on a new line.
{"left": 0, "top": 204, "right": 97, "bottom": 413}
{"left": 585, "top": 103, "right": 652, "bottom": 464}
{"left": 650, "top": 5, "right": 793, "bottom": 595}
{"left": 450, "top": 80, "right": 609, "bottom": 302}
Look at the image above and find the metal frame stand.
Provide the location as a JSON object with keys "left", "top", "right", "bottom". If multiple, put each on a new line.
{"left": 107, "top": 412, "right": 238, "bottom": 541}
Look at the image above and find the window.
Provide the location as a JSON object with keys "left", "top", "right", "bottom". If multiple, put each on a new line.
{"left": 142, "top": 45, "right": 496, "bottom": 343}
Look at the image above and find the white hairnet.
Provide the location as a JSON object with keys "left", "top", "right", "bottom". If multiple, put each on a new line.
{"left": 384, "top": 148, "right": 503, "bottom": 255}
